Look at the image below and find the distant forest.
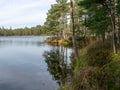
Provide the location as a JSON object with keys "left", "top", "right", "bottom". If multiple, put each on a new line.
{"left": 0, "top": 25, "right": 44, "bottom": 36}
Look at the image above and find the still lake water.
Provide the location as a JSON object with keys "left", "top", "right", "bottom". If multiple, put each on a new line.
{"left": 0, "top": 36, "right": 72, "bottom": 90}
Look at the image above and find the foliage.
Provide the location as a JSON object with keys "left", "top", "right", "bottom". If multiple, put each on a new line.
{"left": 45, "top": 36, "right": 72, "bottom": 47}
{"left": 44, "top": 0, "right": 69, "bottom": 36}
{"left": 0, "top": 25, "right": 43, "bottom": 36}
{"left": 86, "top": 41, "right": 112, "bottom": 67}
{"left": 62, "top": 41, "right": 120, "bottom": 90}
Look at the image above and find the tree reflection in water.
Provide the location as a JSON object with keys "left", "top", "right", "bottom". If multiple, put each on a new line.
{"left": 43, "top": 46, "right": 72, "bottom": 86}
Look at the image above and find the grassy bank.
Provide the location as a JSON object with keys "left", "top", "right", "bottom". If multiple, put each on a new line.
{"left": 45, "top": 36, "right": 72, "bottom": 47}
{"left": 45, "top": 36, "right": 96, "bottom": 48}
{"left": 45, "top": 36, "right": 120, "bottom": 90}
{"left": 60, "top": 41, "right": 120, "bottom": 90}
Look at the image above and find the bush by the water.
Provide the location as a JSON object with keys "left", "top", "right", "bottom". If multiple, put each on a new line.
{"left": 45, "top": 36, "right": 72, "bottom": 46}
{"left": 61, "top": 41, "right": 120, "bottom": 90}
{"left": 76, "top": 36, "right": 96, "bottom": 48}
{"left": 45, "top": 36, "right": 96, "bottom": 48}
{"left": 86, "top": 41, "right": 112, "bottom": 67}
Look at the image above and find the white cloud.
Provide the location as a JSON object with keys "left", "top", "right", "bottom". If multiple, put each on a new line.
{"left": 0, "top": 0, "right": 56, "bottom": 28}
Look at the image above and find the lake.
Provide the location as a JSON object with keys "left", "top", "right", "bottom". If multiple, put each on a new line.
{"left": 0, "top": 36, "right": 72, "bottom": 90}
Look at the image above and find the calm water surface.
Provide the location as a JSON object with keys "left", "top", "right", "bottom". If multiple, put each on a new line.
{"left": 0, "top": 36, "right": 72, "bottom": 90}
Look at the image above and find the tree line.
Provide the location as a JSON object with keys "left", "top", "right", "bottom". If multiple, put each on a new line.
{"left": 0, "top": 25, "right": 43, "bottom": 36}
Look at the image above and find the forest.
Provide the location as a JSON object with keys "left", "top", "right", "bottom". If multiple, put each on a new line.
{"left": 0, "top": 0, "right": 120, "bottom": 90}
{"left": 0, "top": 25, "right": 43, "bottom": 36}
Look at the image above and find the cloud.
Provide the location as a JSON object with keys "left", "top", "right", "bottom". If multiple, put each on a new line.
{"left": 0, "top": 0, "right": 56, "bottom": 28}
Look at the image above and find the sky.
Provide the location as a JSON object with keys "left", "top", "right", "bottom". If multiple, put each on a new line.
{"left": 0, "top": 0, "right": 56, "bottom": 29}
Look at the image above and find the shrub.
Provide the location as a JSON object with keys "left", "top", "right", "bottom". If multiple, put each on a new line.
{"left": 86, "top": 41, "right": 112, "bottom": 67}
{"left": 91, "top": 60, "right": 120, "bottom": 90}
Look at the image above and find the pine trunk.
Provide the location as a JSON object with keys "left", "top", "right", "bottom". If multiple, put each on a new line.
{"left": 70, "top": 0, "right": 79, "bottom": 60}
{"left": 109, "top": 0, "right": 117, "bottom": 54}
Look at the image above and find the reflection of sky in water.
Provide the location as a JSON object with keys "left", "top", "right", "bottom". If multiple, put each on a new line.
{"left": 0, "top": 36, "right": 48, "bottom": 48}
{"left": 0, "top": 36, "right": 60, "bottom": 90}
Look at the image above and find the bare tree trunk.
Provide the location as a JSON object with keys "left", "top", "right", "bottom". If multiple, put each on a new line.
{"left": 65, "top": 15, "right": 68, "bottom": 38}
{"left": 102, "top": 30, "right": 105, "bottom": 43}
{"left": 62, "top": 20, "right": 65, "bottom": 39}
{"left": 70, "top": 0, "right": 79, "bottom": 60}
{"left": 104, "top": 0, "right": 117, "bottom": 53}
{"left": 84, "top": 15, "right": 87, "bottom": 37}
{"left": 107, "top": 0, "right": 117, "bottom": 54}
{"left": 117, "top": 15, "right": 120, "bottom": 48}
{"left": 62, "top": 13, "right": 65, "bottom": 39}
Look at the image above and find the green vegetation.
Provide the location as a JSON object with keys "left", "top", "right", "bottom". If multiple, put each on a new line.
{"left": 0, "top": 25, "right": 43, "bottom": 36}
{"left": 0, "top": 0, "right": 120, "bottom": 89}
{"left": 43, "top": 0, "right": 120, "bottom": 90}
{"left": 45, "top": 36, "right": 72, "bottom": 46}
{"left": 61, "top": 41, "right": 120, "bottom": 90}
{"left": 44, "top": 0, "right": 69, "bottom": 36}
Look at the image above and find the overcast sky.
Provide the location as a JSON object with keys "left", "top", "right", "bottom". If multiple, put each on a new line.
{"left": 0, "top": 0, "right": 56, "bottom": 29}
